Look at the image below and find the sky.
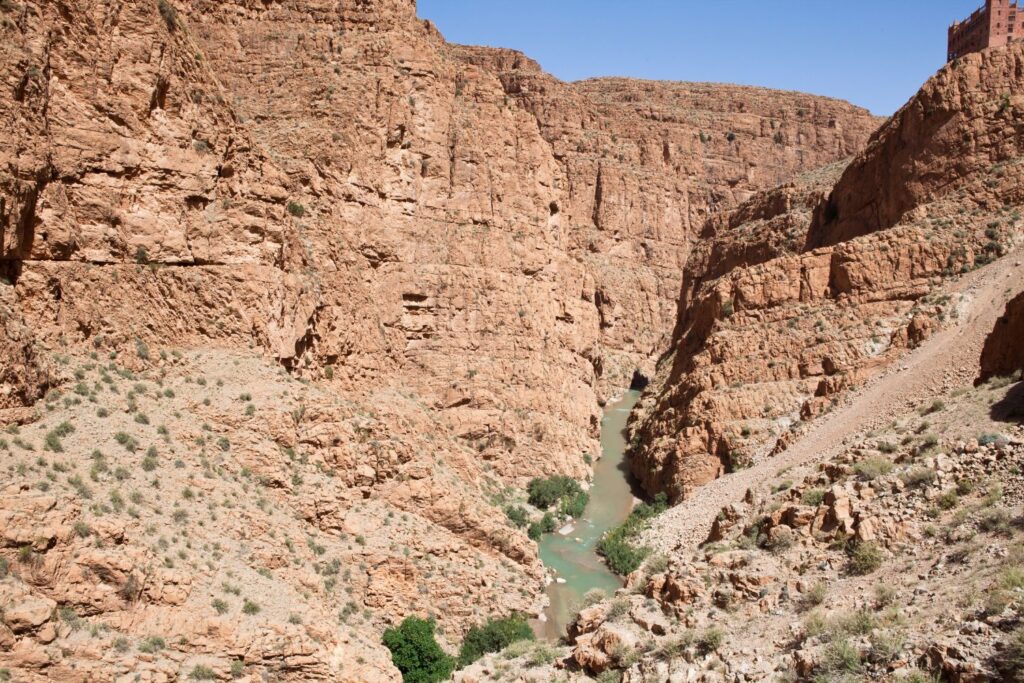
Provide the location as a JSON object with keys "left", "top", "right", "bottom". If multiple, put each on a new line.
{"left": 417, "top": 0, "right": 983, "bottom": 116}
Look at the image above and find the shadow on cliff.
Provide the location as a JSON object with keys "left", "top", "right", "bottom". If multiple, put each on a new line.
{"left": 991, "top": 381, "right": 1024, "bottom": 425}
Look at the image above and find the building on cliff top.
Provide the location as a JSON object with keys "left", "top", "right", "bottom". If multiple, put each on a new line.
{"left": 949, "top": 0, "right": 1023, "bottom": 61}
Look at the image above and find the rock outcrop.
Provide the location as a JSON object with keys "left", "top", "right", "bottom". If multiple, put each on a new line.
{"left": 629, "top": 44, "right": 1024, "bottom": 501}
{"left": 979, "top": 291, "right": 1024, "bottom": 383}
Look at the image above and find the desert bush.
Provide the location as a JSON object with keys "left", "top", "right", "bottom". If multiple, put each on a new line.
{"left": 901, "top": 467, "right": 937, "bottom": 489}
{"left": 505, "top": 506, "right": 528, "bottom": 529}
{"left": 241, "top": 599, "right": 260, "bottom": 615}
{"left": 114, "top": 432, "right": 138, "bottom": 452}
{"left": 937, "top": 489, "right": 959, "bottom": 510}
{"left": 819, "top": 639, "right": 863, "bottom": 676}
{"left": 697, "top": 627, "right": 724, "bottom": 654}
{"left": 156, "top": 0, "right": 177, "bottom": 31}
{"left": 383, "top": 616, "right": 454, "bottom": 683}
{"left": 868, "top": 629, "right": 905, "bottom": 664}
{"left": 848, "top": 542, "right": 883, "bottom": 575}
{"left": 802, "top": 489, "right": 826, "bottom": 506}
{"left": 874, "top": 583, "right": 898, "bottom": 608}
{"left": 799, "top": 582, "right": 827, "bottom": 611}
{"left": 854, "top": 457, "right": 893, "bottom": 481}
{"left": 189, "top": 665, "right": 215, "bottom": 681}
{"left": 998, "top": 626, "right": 1024, "bottom": 682}
{"left": 979, "top": 507, "right": 1013, "bottom": 535}
{"left": 138, "top": 635, "right": 166, "bottom": 653}
{"left": 956, "top": 478, "right": 976, "bottom": 495}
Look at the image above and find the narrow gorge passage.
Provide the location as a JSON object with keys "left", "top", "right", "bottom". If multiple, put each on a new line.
{"left": 534, "top": 389, "right": 643, "bottom": 640}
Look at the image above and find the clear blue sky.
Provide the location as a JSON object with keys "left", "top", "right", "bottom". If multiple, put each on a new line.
{"left": 418, "top": 0, "right": 982, "bottom": 115}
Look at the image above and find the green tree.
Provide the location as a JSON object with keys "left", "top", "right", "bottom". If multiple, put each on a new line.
{"left": 383, "top": 616, "right": 454, "bottom": 683}
{"left": 526, "top": 475, "right": 583, "bottom": 509}
{"left": 458, "top": 615, "right": 535, "bottom": 667}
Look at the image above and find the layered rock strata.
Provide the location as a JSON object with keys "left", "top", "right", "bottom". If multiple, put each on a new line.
{"left": 630, "top": 45, "right": 1024, "bottom": 501}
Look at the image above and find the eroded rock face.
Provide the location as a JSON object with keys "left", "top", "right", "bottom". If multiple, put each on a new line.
{"left": 0, "top": 0, "right": 877, "bottom": 483}
{"left": 630, "top": 45, "right": 1024, "bottom": 501}
{"left": 0, "top": 0, "right": 880, "bottom": 680}
{"left": 979, "top": 291, "right": 1024, "bottom": 383}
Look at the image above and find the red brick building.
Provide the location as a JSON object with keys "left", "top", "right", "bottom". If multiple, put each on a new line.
{"left": 949, "top": 0, "right": 1024, "bottom": 61}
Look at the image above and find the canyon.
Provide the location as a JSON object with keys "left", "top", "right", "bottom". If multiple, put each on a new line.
{"left": 0, "top": 1, "right": 1022, "bottom": 682}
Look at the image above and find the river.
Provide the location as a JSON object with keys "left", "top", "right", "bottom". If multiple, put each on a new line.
{"left": 533, "top": 389, "right": 642, "bottom": 640}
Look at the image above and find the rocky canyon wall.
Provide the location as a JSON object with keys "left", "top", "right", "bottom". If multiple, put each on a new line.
{"left": 1, "top": 0, "right": 877, "bottom": 482}
{"left": 0, "top": 0, "right": 881, "bottom": 680}
{"left": 629, "top": 44, "right": 1024, "bottom": 501}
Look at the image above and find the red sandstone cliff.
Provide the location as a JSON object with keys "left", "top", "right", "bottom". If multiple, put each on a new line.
{"left": 0, "top": 0, "right": 880, "bottom": 679}
{"left": 0, "top": 1, "right": 878, "bottom": 486}
{"left": 629, "top": 44, "right": 1024, "bottom": 501}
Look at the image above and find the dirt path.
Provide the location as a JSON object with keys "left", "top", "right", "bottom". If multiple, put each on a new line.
{"left": 644, "top": 249, "right": 1024, "bottom": 554}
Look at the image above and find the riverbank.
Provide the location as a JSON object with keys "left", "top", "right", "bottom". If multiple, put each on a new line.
{"left": 532, "top": 390, "right": 642, "bottom": 639}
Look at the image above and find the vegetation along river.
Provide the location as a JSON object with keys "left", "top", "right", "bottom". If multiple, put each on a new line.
{"left": 534, "top": 389, "right": 642, "bottom": 639}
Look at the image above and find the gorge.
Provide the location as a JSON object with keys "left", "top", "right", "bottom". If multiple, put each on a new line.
{"left": 1, "top": 1, "right": 1023, "bottom": 682}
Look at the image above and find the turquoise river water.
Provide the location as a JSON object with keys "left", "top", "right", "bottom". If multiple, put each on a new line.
{"left": 533, "top": 389, "right": 642, "bottom": 640}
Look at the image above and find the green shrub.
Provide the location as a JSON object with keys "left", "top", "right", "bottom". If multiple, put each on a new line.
{"left": 44, "top": 431, "right": 64, "bottom": 453}
{"left": 801, "top": 489, "right": 826, "bottom": 506}
{"left": 189, "top": 665, "right": 216, "bottom": 681}
{"left": 598, "top": 494, "right": 668, "bottom": 575}
{"left": 138, "top": 635, "right": 166, "bottom": 653}
{"left": 559, "top": 491, "right": 589, "bottom": 518}
{"left": 458, "top": 615, "right": 534, "bottom": 667}
{"left": 848, "top": 542, "right": 883, "bottom": 575}
{"left": 383, "top": 616, "right": 455, "bottom": 683}
{"left": 287, "top": 201, "right": 306, "bottom": 218}
{"left": 114, "top": 432, "right": 138, "bottom": 453}
{"left": 156, "top": 0, "right": 177, "bottom": 31}
{"left": 937, "top": 489, "right": 959, "bottom": 510}
{"left": 241, "top": 599, "right": 260, "bottom": 615}
{"left": 505, "top": 506, "right": 528, "bottom": 529}
{"left": 526, "top": 475, "right": 583, "bottom": 510}
{"left": 212, "top": 599, "right": 228, "bottom": 615}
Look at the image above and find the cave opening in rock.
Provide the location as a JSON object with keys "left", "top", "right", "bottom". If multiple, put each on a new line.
{"left": 629, "top": 370, "right": 650, "bottom": 391}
